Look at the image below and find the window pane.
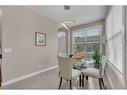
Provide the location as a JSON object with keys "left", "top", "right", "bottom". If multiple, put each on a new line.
{"left": 72, "top": 26, "right": 101, "bottom": 55}
{"left": 58, "top": 31, "right": 66, "bottom": 56}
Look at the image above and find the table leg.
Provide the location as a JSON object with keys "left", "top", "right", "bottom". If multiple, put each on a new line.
{"left": 82, "top": 74, "right": 84, "bottom": 87}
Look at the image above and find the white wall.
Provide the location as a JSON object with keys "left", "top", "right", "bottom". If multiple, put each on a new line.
{"left": 1, "top": 6, "right": 58, "bottom": 83}
{"left": 105, "top": 6, "right": 124, "bottom": 88}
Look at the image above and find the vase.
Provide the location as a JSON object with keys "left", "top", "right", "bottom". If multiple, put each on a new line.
{"left": 94, "top": 63, "right": 100, "bottom": 69}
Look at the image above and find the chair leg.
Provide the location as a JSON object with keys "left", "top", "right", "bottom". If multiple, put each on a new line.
{"left": 59, "top": 77, "right": 62, "bottom": 89}
{"left": 70, "top": 80, "right": 72, "bottom": 89}
{"left": 79, "top": 75, "right": 82, "bottom": 87}
{"left": 99, "top": 79, "right": 102, "bottom": 89}
{"left": 82, "top": 74, "right": 84, "bottom": 87}
{"left": 58, "top": 70, "right": 60, "bottom": 77}
{"left": 86, "top": 76, "right": 88, "bottom": 80}
{"left": 101, "top": 78, "right": 105, "bottom": 87}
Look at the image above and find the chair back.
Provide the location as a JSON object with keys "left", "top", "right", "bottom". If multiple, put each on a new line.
{"left": 57, "top": 57, "right": 74, "bottom": 80}
{"left": 100, "top": 55, "right": 107, "bottom": 77}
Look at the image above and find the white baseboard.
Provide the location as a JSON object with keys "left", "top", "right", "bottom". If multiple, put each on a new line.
{"left": 2, "top": 65, "right": 58, "bottom": 87}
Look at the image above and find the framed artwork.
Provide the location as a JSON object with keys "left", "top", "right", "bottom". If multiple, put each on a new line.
{"left": 35, "top": 32, "right": 46, "bottom": 46}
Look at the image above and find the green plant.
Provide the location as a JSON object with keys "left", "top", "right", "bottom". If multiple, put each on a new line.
{"left": 92, "top": 46, "right": 101, "bottom": 64}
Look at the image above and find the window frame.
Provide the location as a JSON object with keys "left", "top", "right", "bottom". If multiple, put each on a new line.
{"left": 71, "top": 25, "right": 103, "bottom": 55}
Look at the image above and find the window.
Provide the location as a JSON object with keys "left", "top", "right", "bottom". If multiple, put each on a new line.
{"left": 72, "top": 26, "right": 102, "bottom": 55}
{"left": 58, "top": 31, "right": 66, "bottom": 56}
{"left": 105, "top": 6, "right": 123, "bottom": 72}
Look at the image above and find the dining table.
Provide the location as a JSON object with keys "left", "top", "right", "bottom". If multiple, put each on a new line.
{"left": 73, "top": 58, "right": 96, "bottom": 70}
{"left": 72, "top": 58, "right": 101, "bottom": 87}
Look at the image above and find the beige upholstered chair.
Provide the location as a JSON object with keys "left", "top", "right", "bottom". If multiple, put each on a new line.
{"left": 57, "top": 57, "right": 81, "bottom": 89}
{"left": 81, "top": 56, "right": 107, "bottom": 89}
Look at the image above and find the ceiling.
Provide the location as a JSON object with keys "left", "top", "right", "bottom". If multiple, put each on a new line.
{"left": 27, "top": 6, "right": 109, "bottom": 28}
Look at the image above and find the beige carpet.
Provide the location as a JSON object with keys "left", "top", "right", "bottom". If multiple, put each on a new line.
{"left": 1, "top": 68, "right": 112, "bottom": 89}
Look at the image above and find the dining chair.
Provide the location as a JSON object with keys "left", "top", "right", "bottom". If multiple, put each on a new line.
{"left": 57, "top": 56, "right": 81, "bottom": 89}
{"left": 81, "top": 55, "right": 107, "bottom": 89}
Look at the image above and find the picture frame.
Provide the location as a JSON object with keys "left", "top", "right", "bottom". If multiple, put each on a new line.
{"left": 35, "top": 32, "right": 46, "bottom": 46}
